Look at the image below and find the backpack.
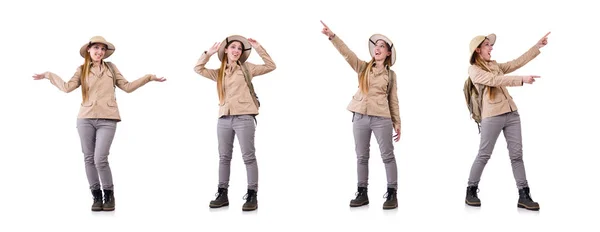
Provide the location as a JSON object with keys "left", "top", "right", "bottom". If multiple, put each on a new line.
{"left": 463, "top": 77, "right": 483, "bottom": 133}
{"left": 239, "top": 62, "right": 260, "bottom": 109}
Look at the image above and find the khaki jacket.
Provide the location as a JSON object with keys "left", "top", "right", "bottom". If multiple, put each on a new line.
{"left": 194, "top": 45, "right": 276, "bottom": 118}
{"left": 330, "top": 35, "right": 401, "bottom": 130}
{"left": 44, "top": 62, "right": 154, "bottom": 121}
{"left": 469, "top": 46, "right": 540, "bottom": 119}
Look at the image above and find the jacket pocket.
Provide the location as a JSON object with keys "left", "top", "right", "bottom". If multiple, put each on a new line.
{"left": 107, "top": 100, "right": 117, "bottom": 107}
{"left": 377, "top": 99, "right": 388, "bottom": 105}
{"left": 352, "top": 94, "right": 363, "bottom": 101}
{"left": 81, "top": 101, "right": 93, "bottom": 107}
{"left": 238, "top": 97, "right": 252, "bottom": 104}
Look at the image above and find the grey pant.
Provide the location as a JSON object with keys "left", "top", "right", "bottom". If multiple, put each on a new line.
{"left": 468, "top": 111, "right": 529, "bottom": 189}
{"left": 217, "top": 115, "right": 258, "bottom": 191}
{"left": 353, "top": 113, "right": 398, "bottom": 189}
{"left": 76, "top": 119, "right": 117, "bottom": 190}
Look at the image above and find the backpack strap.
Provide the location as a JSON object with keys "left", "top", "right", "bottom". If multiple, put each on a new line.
{"left": 387, "top": 68, "right": 395, "bottom": 99}
{"left": 105, "top": 61, "right": 118, "bottom": 100}
{"left": 239, "top": 62, "right": 260, "bottom": 122}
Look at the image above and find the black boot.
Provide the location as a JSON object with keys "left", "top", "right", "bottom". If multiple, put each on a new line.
{"left": 518, "top": 187, "right": 540, "bottom": 211}
{"left": 102, "top": 189, "right": 115, "bottom": 211}
{"left": 209, "top": 188, "right": 229, "bottom": 208}
{"left": 242, "top": 189, "right": 258, "bottom": 211}
{"left": 349, "top": 187, "right": 369, "bottom": 207}
{"left": 91, "top": 189, "right": 103, "bottom": 211}
{"left": 382, "top": 188, "right": 398, "bottom": 209}
{"left": 465, "top": 186, "right": 481, "bottom": 206}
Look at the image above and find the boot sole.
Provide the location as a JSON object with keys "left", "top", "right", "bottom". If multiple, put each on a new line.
{"left": 465, "top": 200, "right": 481, "bottom": 207}
{"left": 242, "top": 205, "right": 257, "bottom": 211}
{"left": 91, "top": 207, "right": 103, "bottom": 211}
{"left": 103, "top": 207, "right": 115, "bottom": 211}
{"left": 209, "top": 202, "right": 229, "bottom": 208}
{"left": 518, "top": 203, "right": 540, "bottom": 211}
{"left": 350, "top": 201, "right": 369, "bottom": 207}
{"left": 383, "top": 204, "right": 397, "bottom": 210}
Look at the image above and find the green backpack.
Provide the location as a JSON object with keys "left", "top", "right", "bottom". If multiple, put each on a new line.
{"left": 463, "top": 77, "right": 483, "bottom": 133}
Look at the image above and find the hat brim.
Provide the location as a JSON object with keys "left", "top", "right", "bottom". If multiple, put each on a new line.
{"left": 217, "top": 35, "right": 252, "bottom": 64}
{"left": 80, "top": 41, "right": 115, "bottom": 59}
{"left": 369, "top": 34, "right": 396, "bottom": 66}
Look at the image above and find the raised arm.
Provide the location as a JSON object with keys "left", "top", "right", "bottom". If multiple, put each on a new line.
{"left": 321, "top": 20, "right": 366, "bottom": 73}
{"left": 245, "top": 38, "right": 276, "bottom": 77}
{"left": 193, "top": 42, "right": 220, "bottom": 81}
{"left": 498, "top": 32, "right": 549, "bottom": 74}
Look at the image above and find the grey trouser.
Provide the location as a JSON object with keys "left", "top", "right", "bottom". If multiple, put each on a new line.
{"left": 217, "top": 115, "right": 258, "bottom": 191}
{"left": 76, "top": 119, "right": 117, "bottom": 190}
{"left": 468, "top": 111, "right": 529, "bottom": 189}
{"left": 353, "top": 113, "right": 398, "bottom": 189}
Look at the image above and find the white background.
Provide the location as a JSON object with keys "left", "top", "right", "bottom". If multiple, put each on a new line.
{"left": 1, "top": 0, "right": 598, "bottom": 231}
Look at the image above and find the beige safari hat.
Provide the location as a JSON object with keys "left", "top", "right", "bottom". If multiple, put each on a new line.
{"left": 79, "top": 36, "right": 115, "bottom": 59}
{"left": 469, "top": 33, "right": 496, "bottom": 64}
{"left": 369, "top": 34, "right": 396, "bottom": 66}
{"left": 217, "top": 35, "right": 252, "bottom": 64}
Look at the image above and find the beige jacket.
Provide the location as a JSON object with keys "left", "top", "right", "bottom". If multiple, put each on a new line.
{"left": 330, "top": 35, "right": 401, "bottom": 130}
{"left": 469, "top": 46, "right": 540, "bottom": 119}
{"left": 44, "top": 62, "right": 154, "bottom": 121}
{"left": 194, "top": 45, "right": 276, "bottom": 118}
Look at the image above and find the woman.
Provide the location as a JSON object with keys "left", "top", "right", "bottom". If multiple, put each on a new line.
{"left": 32, "top": 36, "right": 167, "bottom": 211}
{"left": 465, "top": 32, "right": 550, "bottom": 211}
{"left": 194, "top": 35, "right": 276, "bottom": 211}
{"left": 321, "top": 21, "right": 401, "bottom": 210}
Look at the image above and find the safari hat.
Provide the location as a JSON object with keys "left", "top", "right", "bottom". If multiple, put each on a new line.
{"left": 369, "top": 34, "right": 396, "bottom": 66}
{"left": 469, "top": 33, "right": 496, "bottom": 64}
{"left": 79, "top": 36, "right": 115, "bottom": 59}
{"left": 217, "top": 35, "right": 252, "bottom": 64}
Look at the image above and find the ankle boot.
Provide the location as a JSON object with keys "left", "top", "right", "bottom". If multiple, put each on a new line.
{"left": 382, "top": 188, "right": 398, "bottom": 209}
{"left": 349, "top": 187, "right": 369, "bottom": 207}
{"left": 465, "top": 186, "right": 481, "bottom": 206}
{"left": 209, "top": 188, "right": 229, "bottom": 208}
{"left": 242, "top": 189, "right": 258, "bottom": 211}
{"left": 91, "top": 189, "right": 103, "bottom": 211}
{"left": 102, "top": 189, "right": 115, "bottom": 211}
{"left": 518, "top": 187, "right": 540, "bottom": 211}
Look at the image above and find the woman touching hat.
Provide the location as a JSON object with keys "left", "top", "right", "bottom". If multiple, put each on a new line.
{"left": 194, "top": 35, "right": 276, "bottom": 211}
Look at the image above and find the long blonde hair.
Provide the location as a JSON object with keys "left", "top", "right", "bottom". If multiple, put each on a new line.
{"left": 359, "top": 55, "right": 392, "bottom": 94}
{"left": 217, "top": 54, "right": 228, "bottom": 104}
{"left": 80, "top": 52, "right": 92, "bottom": 103}
{"left": 471, "top": 43, "right": 494, "bottom": 100}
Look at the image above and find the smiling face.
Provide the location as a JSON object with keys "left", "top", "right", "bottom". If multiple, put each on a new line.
{"left": 87, "top": 43, "right": 107, "bottom": 62}
{"left": 225, "top": 41, "right": 243, "bottom": 63}
{"left": 372, "top": 40, "right": 391, "bottom": 62}
{"left": 475, "top": 38, "right": 493, "bottom": 61}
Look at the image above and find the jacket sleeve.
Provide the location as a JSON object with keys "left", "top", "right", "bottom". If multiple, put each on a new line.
{"left": 246, "top": 45, "right": 276, "bottom": 78}
{"left": 330, "top": 35, "right": 367, "bottom": 73}
{"left": 388, "top": 72, "right": 401, "bottom": 131}
{"left": 469, "top": 65, "right": 523, "bottom": 87}
{"left": 194, "top": 52, "right": 219, "bottom": 81}
{"left": 45, "top": 67, "right": 82, "bottom": 93}
{"left": 111, "top": 63, "right": 153, "bottom": 93}
{"left": 497, "top": 46, "right": 541, "bottom": 74}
